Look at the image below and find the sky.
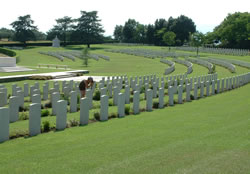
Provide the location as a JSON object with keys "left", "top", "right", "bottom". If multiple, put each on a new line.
{"left": 0, "top": 0, "right": 249, "bottom": 36}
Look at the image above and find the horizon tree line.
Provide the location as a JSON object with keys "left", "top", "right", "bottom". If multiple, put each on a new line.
{"left": 0, "top": 11, "right": 249, "bottom": 49}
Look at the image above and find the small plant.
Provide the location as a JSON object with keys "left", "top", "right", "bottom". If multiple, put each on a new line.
{"left": 109, "top": 112, "right": 117, "bottom": 118}
{"left": 94, "top": 112, "right": 100, "bottom": 121}
{"left": 140, "top": 86, "right": 145, "bottom": 93}
{"left": 93, "top": 90, "right": 100, "bottom": 101}
{"left": 41, "top": 109, "right": 50, "bottom": 117}
{"left": 42, "top": 121, "right": 50, "bottom": 132}
{"left": 164, "top": 82, "right": 168, "bottom": 89}
{"left": 109, "top": 100, "right": 113, "bottom": 106}
{"left": 125, "top": 105, "right": 130, "bottom": 115}
{"left": 190, "top": 94, "right": 194, "bottom": 100}
{"left": 130, "top": 97, "right": 133, "bottom": 102}
{"left": 19, "top": 112, "right": 29, "bottom": 120}
{"left": 16, "top": 56, "right": 21, "bottom": 63}
{"left": 153, "top": 101, "right": 159, "bottom": 109}
{"left": 44, "top": 101, "right": 52, "bottom": 108}
{"left": 82, "top": 47, "right": 89, "bottom": 67}
{"left": 67, "top": 119, "right": 79, "bottom": 127}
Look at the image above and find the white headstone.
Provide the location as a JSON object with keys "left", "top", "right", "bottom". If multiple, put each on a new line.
{"left": 9, "top": 96, "right": 19, "bottom": 123}
{"left": 118, "top": 93, "right": 125, "bottom": 118}
{"left": 0, "top": 107, "right": 9, "bottom": 143}
{"left": 80, "top": 97, "right": 89, "bottom": 125}
{"left": 29, "top": 103, "right": 41, "bottom": 136}
{"left": 100, "top": 95, "right": 109, "bottom": 121}
{"left": 56, "top": 100, "right": 67, "bottom": 130}
{"left": 146, "top": 89, "right": 153, "bottom": 111}
{"left": 133, "top": 91, "right": 140, "bottom": 114}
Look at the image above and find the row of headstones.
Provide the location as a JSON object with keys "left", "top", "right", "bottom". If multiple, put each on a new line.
{"left": 0, "top": 80, "right": 86, "bottom": 124}
{"left": 160, "top": 59, "right": 175, "bottom": 75}
{"left": 205, "top": 58, "right": 236, "bottom": 73}
{"left": 0, "top": 96, "right": 90, "bottom": 143}
{"left": 0, "top": 72, "right": 216, "bottom": 114}
{"left": 172, "top": 58, "right": 193, "bottom": 74}
{"left": 175, "top": 47, "right": 250, "bottom": 56}
{"left": 0, "top": 80, "right": 81, "bottom": 106}
{"left": 1, "top": 73, "right": 250, "bottom": 143}
{"left": 185, "top": 57, "right": 214, "bottom": 73}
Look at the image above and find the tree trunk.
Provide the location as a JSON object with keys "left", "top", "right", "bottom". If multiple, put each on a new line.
{"left": 87, "top": 43, "right": 90, "bottom": 48}
{"left": 196, "top": 47, "right": 199, "bottom": 57}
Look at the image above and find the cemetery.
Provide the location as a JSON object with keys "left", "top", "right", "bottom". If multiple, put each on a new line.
{"left": 1, "top": 45, "right": 250, "bottom": 141}
{"left": 0, "top": 42, "right": 250, "bottom": 171}
{"left": 0, "top": 42, "right": 250, "bottom": 173}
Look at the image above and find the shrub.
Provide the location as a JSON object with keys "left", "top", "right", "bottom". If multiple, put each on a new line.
{"left": 19, "top": 112, "right": 29, "bottom": 120}
{"left": 41, "top": 109, "right": 50, "bottom": 117}
{"left": 42, "top": 121, "right": 50, "bottom": 132}
{"left": 164, "top": 82, "right": 168, "bottom": 89}
{"left": 109, "top": 112, "right": 117, "bottom": 118}
{"left": 0, "top": 47, "right": 16, "bottom": 57}
{"left": 140, "top": 86, "right": 145, "bottom": 93}
{"left": 125, "top": 105, "right": 130, "bottom": 115}
{"left": 93, "top": 90, "right": 100, "bottom": 101}
{"left": 153, "top": 101, "right": 159, "bottom": 109}
{"left": 94, "top": 112, "right": 100, "bottom": 121}
{"left": 109, "top": 100, "right": 113, "bottom": 106}
{"left": 67, "top": 119, "right": 79, "bottom": 127}
{"left": 28, "top": 76, "right": 53, "bottom": 80}
{"left": 16, "top": 56, "right": 21, "bottom": 63}
{"left": 190, "top": 94, "right": 194, "bottom": 100}
{"left": 9, "top": 130, "right": 28, "bottom": 139}
{"left": 44, "top": 101, "right": 52, "bottom": 108}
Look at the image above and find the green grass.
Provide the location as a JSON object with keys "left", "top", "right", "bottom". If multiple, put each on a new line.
{"left": 0, "top": 83, "right": 250, "bottom": 174}
{"left": 0, "top": 45, "right": 250, "bottom": 173}
{"left": 1, "top": 45, "right": 250, "bottom": 77}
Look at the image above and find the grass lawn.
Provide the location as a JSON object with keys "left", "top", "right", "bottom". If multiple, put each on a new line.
{"left": 0, "top": 83, "right": 249, "bottom": 174}
{"left": 0, "top": 44, "right": 250, "bottom": 173}
{"left": 1, "top": 45, "right": 250, "bottom": 77}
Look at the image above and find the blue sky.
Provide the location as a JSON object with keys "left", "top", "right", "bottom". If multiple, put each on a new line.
{"left": 0, "top": 0, "right": 249, "bottom": 36}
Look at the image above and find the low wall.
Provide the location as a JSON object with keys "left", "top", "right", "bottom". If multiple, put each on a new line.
{"left": 0, "top": 57, "right": 16, "bottom": 67}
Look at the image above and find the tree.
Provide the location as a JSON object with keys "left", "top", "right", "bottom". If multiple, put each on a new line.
{"left": 145, "top": 24, "right": 155, "bottom": 44}
{"left": 190, "top": 31, "right": 205, "bottom": 56}
{"left": 212, "top": 12, "right": 250, "bottom": 48}
{"left": 135, "top": 24, "right": 146, "bottom": 43}
{"left": 0, "top": 28, "right": 14, "bottom": 41}
{"left": 163, "top": 31, "right": 176, "bottom": 51}
{"left": 32, "top": 30, "right": 46, "bottom": 40}
{"left": 81, "top": 46, "right": 89, "bottom": 67}
{"left": 113, "top": 25, "right": 123, "bottom": 42}
{"left": 170, "top": 15, "right": 196, "bottom": 45}
{"left": 154, "top": 18, "right": 167, "bottom": 45}
{"left": 54, "top": 16, "right": 73, "bottom": 46}
{"left": 155, "top": 28, "right": 166, "bottom": 46}
{"left": 74, "top": 11, "right": 104, "bottom": 48}
{"left": 123, "top": 19, "right": 138, "bottom": 43}
{"left": 10, "top": 15, "right": 37, "bottom": 46}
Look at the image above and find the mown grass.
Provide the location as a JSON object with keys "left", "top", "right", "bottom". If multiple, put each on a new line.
{"left": 0, "top": 83, "right": 249, "bottom": 174}
{"left": 0, "top": 44, "right": 250, "bottom": 173}
{"left": 1, "top": 44, "right": 250, "bottom": 77}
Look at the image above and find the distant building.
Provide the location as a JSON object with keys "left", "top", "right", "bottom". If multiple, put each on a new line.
{"left": 52, "top": 36, "right": 60, "bottom": 47}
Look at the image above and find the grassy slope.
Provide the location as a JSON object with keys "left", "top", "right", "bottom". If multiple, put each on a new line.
{"left": 1, "top": 45, "right": 250, "bottom": 77}
{"left": 0, "top": 83, "right": 249, "bottom": 174}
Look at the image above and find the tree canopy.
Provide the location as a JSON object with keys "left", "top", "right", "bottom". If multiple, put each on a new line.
{"left": 112, "top": 15, "right": 196, "bottom": 46}
{"left": 73, "top": 11, "right": 105, "bottom": 48}
{"left": 209, "top": 12, "right": 250, "bottom": 49}
{"left": 10, "top": 15, "right": 38, "bottom": 46}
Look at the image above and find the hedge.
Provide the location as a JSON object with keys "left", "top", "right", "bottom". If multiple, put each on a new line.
{"left": 0, "top": 47, "right": 16, "bottom": 57}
